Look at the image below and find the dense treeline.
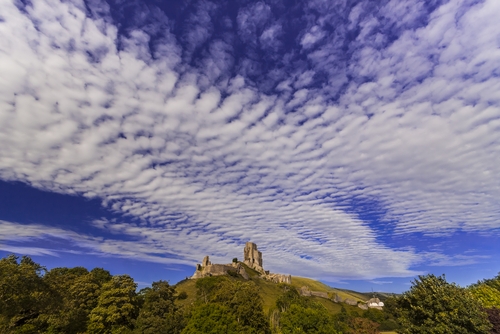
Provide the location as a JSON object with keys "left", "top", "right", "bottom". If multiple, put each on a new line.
{"left": 1, "top": 254, "right": 499, "bottom": 333}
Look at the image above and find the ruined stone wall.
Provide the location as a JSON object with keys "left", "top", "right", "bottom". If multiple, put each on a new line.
{"left": 263, "top": 273, "right": 292, "bottom": 284}
{"left": 191, "top": 263, "right": 234, "bottom": 279}
{"left": 191, "top": 256, "right": 249, "bottom": 279}
{"left": 311, "top": 291, "right": 328, "bottom": 298}
{"left": 299, "top": 286, "right": 329, "bottom": 299}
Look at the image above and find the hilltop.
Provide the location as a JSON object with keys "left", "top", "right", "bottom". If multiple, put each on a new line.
{"left": 176, "top": 263, "right": 370, "bottom": 314}
{"left": 170, "top": 241, "right": 403, "bottom": 332}
{"left": 182, "top": 242, "right": 389, "bottom": 313}
{"left": 174, "top": 262, "right": 401, "bottom": 333}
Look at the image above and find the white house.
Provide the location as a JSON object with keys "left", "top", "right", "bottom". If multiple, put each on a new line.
{"left": 366, "top": 297, "right": 384, "bottom": 309}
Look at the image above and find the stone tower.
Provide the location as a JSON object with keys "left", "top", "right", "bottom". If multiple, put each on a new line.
{"left": 244, "top": 242, "right": 264, "bottom": 273}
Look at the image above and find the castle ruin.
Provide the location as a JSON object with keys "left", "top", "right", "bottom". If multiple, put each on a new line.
{"left": 243, "top": 242, "right": 264, "bottom": 273}
{"left": 191, "top": 242, "right": 291, "bottom": 284}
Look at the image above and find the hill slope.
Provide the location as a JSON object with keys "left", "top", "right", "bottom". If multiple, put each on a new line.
{"left": 174, "top": 265, "right": 369, "bottom": 315}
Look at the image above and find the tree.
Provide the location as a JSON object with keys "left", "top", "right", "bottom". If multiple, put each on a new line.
{"left": 90, "top": 267, "right": 113, "bottom": 286}
{"left": 331, "top": 306, "right": 351, "bottom": 333}
{"left": 195, "top": 276, "right": 221, "bottom": 304}
{"left": 193, "top": 276, "right": 270, "bottom": 333}
{"left": 0, "top": 255, "right": 56, "bottom": 333}
{"left": 275, "top": 285, "right": 305, "bottom": 313}
{"left": 279, "top": 303, "right": 339, "bottom": 334}
{"left": 182, "top": 303, "right": 243, "bottom": 334}
{"left": 272, "top": 284, "right": 338, "bottom": 334}
{"left": 346, "top": 317, "right": 379, "bottom": 334}
{"left": 88, "top": 275, "right": 139, "bottom": 334}
{"left": 469, "top": 284, "right": 500, "bottom": 309}
{"left": 44, "top": 270, "right": 105, "bottom": 333}
{"left": 210, "top": 279, "right": 269, "bottom": 333}
{"left": 134, "top": 280, "right": 185, "bottom": 334}
{"left": 390, "top": 274, "right": 491, "bottom": 334}
{"left": 361, "top": 306, "right": 400, "bottom": 331}
{"left": 469, "top": 273, "right": 500, "bottom": 309}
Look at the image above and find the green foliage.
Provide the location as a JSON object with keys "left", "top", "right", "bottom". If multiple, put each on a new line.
{"left": 0, "top": 255, "right": 56, "bottom": 333}
{"left": 9, "top": 254, "right": 498, "bottom": 334}
{"left": 389, "top": 274, "right": 491, "bottom": 334}
{"left": 182, "top": 303, "right": 243, "bottom": 334}
{"left": 193, "top": 276, "right": 270, "bottom": 333}
{"left": 195, "top": 276, "right": 222, "bottom": 304}
{"left": 233, "top": 258, "right": 238, "bottom": 263}
{"left": 275, "top": 285, "right": 305, "bottom": 312}
{"left": 271, "top": 284, "right": 339, "bottom": 334}
{"left": 88, "top": 275, "right": 139, "bottom": 334}
{"left": 469, "top": 272, "right": 500, "bottom": 309}
{"left": 279, "top": 303, "right": 339, "bottom": 334}
{"left": 361, "top": 307, "right": 400, "bottom": 331}
{"left": 43, "top": 266, "right": 103, "bottom": 333}
{"left": 177, "top": 291, "right": 188, "bottom": 300}
{"left": 331, "top": 306, "right": 351, "bottom": 333}
{"left": 134, "top": 280, "right": 184, "bottom": 334}
{"left": 90, "top": 268, "right": 113, "bottom": 286}
{"left": 346, "top": 317, "right": 379, "bottom": 334}
{"left": 469, "top": 284, "right": 500, "bottom": 309}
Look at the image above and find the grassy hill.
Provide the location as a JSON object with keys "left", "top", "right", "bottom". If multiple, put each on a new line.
{"left": 174, "top": 264, "right": 368, "bottom": 315}
{"left": 290, "top": 276, "right": 368, "bottom": 302}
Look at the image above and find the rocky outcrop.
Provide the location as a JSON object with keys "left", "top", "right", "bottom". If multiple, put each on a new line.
{"left": 191, "top": 256, "right": 249, "bottom": 280}
{"left": 244, "top": 242, "right": 264, "bottom": 273}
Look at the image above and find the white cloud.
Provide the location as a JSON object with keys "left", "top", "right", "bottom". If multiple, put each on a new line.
{"left": 0, "top": 0, "right": 499, "bottom": 281}
{"left": 237, "top": 2, "right": 272, "bottom": 45}
{"left": 0, "top": 246, "right": 58, "bottom": 257}
{"left": 301, "top": 25, "right": 325, "bottom": 49}
{"left": 369, "top": 280, "right": 393, "bottom": 285}
{"left": 260, "top": 23, "right": 282, "bottom": 51}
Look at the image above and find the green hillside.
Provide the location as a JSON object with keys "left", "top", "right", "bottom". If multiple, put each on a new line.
{"left": 175, "top": 267, "right": 366, "bottom": 315}
{"left": 290, "top": 276, "right": 367, "bottom": 302}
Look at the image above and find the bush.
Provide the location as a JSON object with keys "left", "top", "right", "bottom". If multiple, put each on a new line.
{"left": 177, "top": 291, "right": 188, "bottom": 300}
{"left": 389, "top": 274, "right": 491, "bottom": 334}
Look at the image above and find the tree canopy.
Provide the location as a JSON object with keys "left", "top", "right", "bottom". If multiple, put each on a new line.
{"left": 388, "top": 274, "right": 492, "bottom": 334}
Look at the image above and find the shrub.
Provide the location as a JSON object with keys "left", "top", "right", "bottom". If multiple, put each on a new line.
{"left": 389, "top": 274, "right": 491, "bottom": 334}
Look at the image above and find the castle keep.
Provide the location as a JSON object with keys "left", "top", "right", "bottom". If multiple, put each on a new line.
{"left": 191, "top": 242, "right": 291, "bottom": 284}
{"left": 243, "top": 242, "right": 264, "bottom": 273}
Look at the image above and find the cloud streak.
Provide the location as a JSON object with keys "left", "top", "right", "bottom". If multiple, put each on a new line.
{"left": 0, "top": 0, "right": 499, "bottom": 280}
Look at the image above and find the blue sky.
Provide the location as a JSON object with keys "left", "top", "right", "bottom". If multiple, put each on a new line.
{"left": 0, "top": 0, "right": 499, "bottom": 293}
